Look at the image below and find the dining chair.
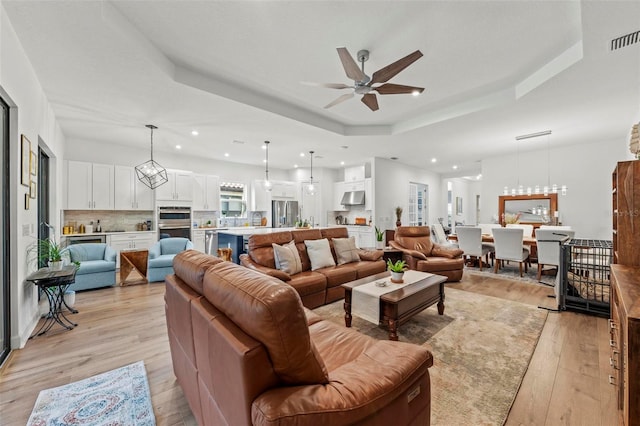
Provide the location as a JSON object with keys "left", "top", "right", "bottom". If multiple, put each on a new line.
{"left": 492, "top": 228, "right": 530, "bottom": 277}
{"left": 506, "top": 223, "right": 534, "bottom": 237}
{"left": 535, "top": 229, "right": 575, "bottom": 281}
{"left": 478, "top": 223, "right": 502, "bottom": 235}
{"left": 431, "top": 223, "right": 458, "bottom": 248}
{"left": 455, "top": 226, "right": 493, "bottom": 271}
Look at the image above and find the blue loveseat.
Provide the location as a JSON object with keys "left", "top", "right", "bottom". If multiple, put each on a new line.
{"left": 60, "top": 243, "right": 117, "bottom": 291}
{"left": 148, "top": 237, "right": 193, "bottom": 282}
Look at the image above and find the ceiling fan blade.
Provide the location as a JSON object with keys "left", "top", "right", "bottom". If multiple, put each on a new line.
{"left": 324, "top": 93, "right": 354, "bottom": 109}
{"left": 361, "top": 93, "right": 379, "bottom": 111}
{"left": 370, "top": 50, "right": 423, "bottom": 85}
{"left": 301, "top": 82, "right": 353, "bottom": 90}
{"left": 374, "top": 83, "right": 425, "bottom": 95}
{"left": 337, "top": 47, "right": 367, "bottom": 82}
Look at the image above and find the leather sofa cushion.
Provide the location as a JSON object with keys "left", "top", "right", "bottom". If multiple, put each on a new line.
{"left": 249, "top": 231, "right": 293, "bottom": 269}
{"left": 173, "top": 250, "right": 223, "bottom": 294}
{"left": 203, "top": 261, "right": 329, "bottom": 386}
{"left": 351, "top": 259, "right": 386, "bottom": 278}
{"left": 394, "top": 226, "right": 434, "bottom": 256}
{"left": 285, "top": 271, "right": 326, "bottom": 297}
{"left": 315, "top": 265, "right": 357, "bottom": 288}
{"left": 416, "top": 256, "right": 465, "bottom": 272}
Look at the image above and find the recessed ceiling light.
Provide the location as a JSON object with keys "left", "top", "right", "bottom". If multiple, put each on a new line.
{"left": 300, "top": 152, "right": 305, "bottom": 157}
{"left": 224, "top": 153, "right": 229, "bottom": 157}
{"left": 477, "top": 174, "right": 482, "bottom": 180}
{"left": 294, "top": 164, "right": 298, "bottom": 168}
{"left": 431, "top": 158, "right": 437, "bottom": 163}
{"left": 341, "top": 145, "right": 349, "bottom": 149}
{"left": 191, "top": 130, "right": 198, "bottom": 136}
{"left": 232, "top": 140, "right": 245, "bottom": 144}
{"left": 340, "top": 161, "right": 345, "bottom": 165}
{"left": 412, "top": 90, "right": 421, "bottom": 97}
{"left": 263, "top": 159, "right": 267, "bottom": 163}
{"left": 261, "top": 145, "right": 266, "bottom": 150}
{"left": 452, "top": 165, "right": 458, "bottom": 169}
{"left": 175, "top": 145, "right": 182, "bottom": 150}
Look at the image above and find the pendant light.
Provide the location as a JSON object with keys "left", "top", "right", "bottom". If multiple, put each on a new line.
{"left": 135, "top": 124, "right": 168, "bottom": 189}
{"left": 264, "top": 140, "right": 272, "bottom": 191}
{"left": 306, "top": 150, "right": 315, "bottom": 195}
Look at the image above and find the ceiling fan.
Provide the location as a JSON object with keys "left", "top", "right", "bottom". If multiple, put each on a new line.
{"left": 310, "top": 47, "right": 425, "bottom": 111}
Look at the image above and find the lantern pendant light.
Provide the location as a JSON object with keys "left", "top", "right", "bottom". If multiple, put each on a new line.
{"left": 135, "top": 124, "right": 168, "bottom": 189}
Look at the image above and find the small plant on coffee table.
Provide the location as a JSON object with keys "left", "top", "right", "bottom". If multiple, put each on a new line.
{"left": 387, "top": 259, "right": 407, "bottom": 283}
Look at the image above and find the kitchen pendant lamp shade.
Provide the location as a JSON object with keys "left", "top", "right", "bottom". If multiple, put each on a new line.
{"left": 306, "top": 150, "right": 316, "bottom": 195}
{"left": 135, "top": 124, "right": 168, "bottom": 189}
{"left": 264, "top": 140, "right": 272, "bottom": 191}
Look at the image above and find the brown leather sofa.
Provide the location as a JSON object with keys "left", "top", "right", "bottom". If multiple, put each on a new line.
{"left": 165, "top": 250, "right": 434, "bottom": 426}
{"left": 390, "top": 226, "right": 464, "bottom": 282}
{"left": 239, "top": 227, "right": 385, "bottom": 308}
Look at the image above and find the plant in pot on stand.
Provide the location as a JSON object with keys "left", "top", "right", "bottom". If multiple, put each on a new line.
{"left": 387, "top": 259, "right": 407, "bottom": 283}
{"left": 395, "top": 206, "right": 403, "bottom": 228}
{"left": 375, "top": 226, "right": 385, "bottom": 249}
{"left": 30, "top": 238, "right": 65, "bottom": 270}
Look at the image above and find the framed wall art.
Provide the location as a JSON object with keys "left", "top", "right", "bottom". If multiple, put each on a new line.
{"left": 21, "top": 134, "right": 31, "bottom": 186}
{"left": 455, "top": 197, "right": 463, "bottom": 215}
{"left": 29, "top": 181, "right": 37, "bottom": 199}
{"left": 30, "top": 151, "right": 37, "bottom": 176}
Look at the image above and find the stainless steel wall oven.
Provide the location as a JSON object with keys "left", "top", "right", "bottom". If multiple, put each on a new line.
{"left": 158, "top": 206, "right": 192, "bottom": 240}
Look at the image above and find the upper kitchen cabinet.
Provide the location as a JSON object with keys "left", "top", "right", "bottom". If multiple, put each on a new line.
{"left": 114, "top": 165, "right": 154, "bottom": 210}
{"left": 333, "top": 181, "right": 347, "bottom": 211}
{"left": 364, "top": 178, "right": 372, "bottom": 211}
{"left": 66, "top": 160, "right": 114, "bottom": 210}
{"left": 251, "top": 180, "right": 270, "bottom": 211}
{"left": 155, "top": 169, "right": 193, "bottom": 202}
{"left": 271, "top": 181, "right": 297, "bottom": 200}
{"left": 344, "top": 165, "right": 365, "bottom": 182}
{"left": 193, "top": 174, "right": 220, "bottom": 211}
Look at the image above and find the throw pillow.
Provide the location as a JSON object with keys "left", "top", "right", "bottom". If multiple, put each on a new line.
{"left": 304, "top": 238, "right": 336, "bottom": 270}
{"left": 333, "top": 237, "right": 360, "bottom": 265}
{"left": 272, "top": 240, "right": 302, "bottom": 275}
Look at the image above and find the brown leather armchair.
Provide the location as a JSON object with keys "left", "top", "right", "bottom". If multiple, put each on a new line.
{"left": 390, "top": 226, "right": 464, "bottom": 282}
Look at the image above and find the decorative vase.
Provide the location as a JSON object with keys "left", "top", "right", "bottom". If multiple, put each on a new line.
{"left": 390, "top": 271, "right": 404, "bottom": 283}
{"left": 375, "top": 240, "right": 384, "bottom": 249}
{"left": 64, "top": 290, "right": 76, "bottom": 309}
{"left": 48, "top": 260, "right": 63, "bottom": 271}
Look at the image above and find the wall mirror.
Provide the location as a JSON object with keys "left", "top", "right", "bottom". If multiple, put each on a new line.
{"left": 498, "top": 194, "right": 558, "bottom": 226}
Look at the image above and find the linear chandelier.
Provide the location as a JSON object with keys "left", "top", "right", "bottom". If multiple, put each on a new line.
{"left": 503, "top": 130, "right": 567, "bottom": 196}
{"left": 135, "top": 124, "right": 168, "bottom": 189}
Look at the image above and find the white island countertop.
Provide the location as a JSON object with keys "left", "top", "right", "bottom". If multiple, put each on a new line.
{"left": 216, "top": 227, "right": 297, "bottom": 236}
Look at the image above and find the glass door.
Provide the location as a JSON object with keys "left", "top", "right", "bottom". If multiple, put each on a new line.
{"left": 0, "top": 96, "right": 10, "bottom": 366}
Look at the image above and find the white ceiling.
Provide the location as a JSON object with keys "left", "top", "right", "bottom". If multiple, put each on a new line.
{"left": 3, "top": 1, "right": 640, "bottom": 174}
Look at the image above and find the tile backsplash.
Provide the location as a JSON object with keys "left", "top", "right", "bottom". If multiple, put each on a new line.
{"left": 62, "top": 210, "right": 154, "bottom": 232}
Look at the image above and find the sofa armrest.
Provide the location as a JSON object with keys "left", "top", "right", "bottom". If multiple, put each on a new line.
{"left": 388, "top": 242, "right": 427, "bottom": 260}
{"left": 252, "top": 341, "right": 433, "bottom": 425}
{"left": 148, "top": 243, "right": 161, "bottom": 259}
{"left": 431, "top": 243, "right": 463, "bottom": 259}
{"left": 357, "top": 249, "right": 383, "bottom": 261}
{"left": 239, "top": 254, "right": 292, "bottom": 282}
{"left": 104, "top": 245, "right": 117, "bottom": 262}
{"left": 186, "top": 240, "right": 194, "bottom": 250}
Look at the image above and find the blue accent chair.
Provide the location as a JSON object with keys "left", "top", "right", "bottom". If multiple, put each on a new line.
{"left": 148, "top": 237, "right": 194, "bottom": 282}
{"left": 60, "top": 243, "right": 117, "bottom": 291}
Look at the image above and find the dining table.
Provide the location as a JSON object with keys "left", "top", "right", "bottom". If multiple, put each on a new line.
{"left": 447, "top": 233, "right": 537, "bottom": 247}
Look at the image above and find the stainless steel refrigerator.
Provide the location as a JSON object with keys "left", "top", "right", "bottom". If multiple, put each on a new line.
{"left": 272, "top": 200, "right": 299, "bottom": 228}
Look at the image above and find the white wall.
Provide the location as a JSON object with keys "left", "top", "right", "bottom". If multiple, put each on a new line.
{"left": 439, "top": 177, "right": 479, "bottom": 230}
{"left": 481, "top": 138, "right": 630, "bottom": 239}
{"left": 1, "top": 6, "right": 67, "bottom": 347}
{"left": 373, "top": 157, "right": 442, "bottom": 232}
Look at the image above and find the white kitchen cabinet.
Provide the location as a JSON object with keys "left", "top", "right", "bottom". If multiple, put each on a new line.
{"left": 66, "top": 161, "right": 114, "bottom": 210}
{"left": 193, "top": 174, "right": 220, "bottom": 211}
{"left": 192, "top": 229, "right": 206, "bottom": 252}
{"left": 107, "top": 232, "right": 156, "bottom": 268}
{"left": 344, "top": 165, "right": 365, "bottom": 182}
{"left": 155, "top": 170, "right": 193, "bottom": 201}
{"left": 333, "top": 181, "right": 347, "bottom": 211}
{"left": 347, "top": 226, "right": 374, "bottom": 249}
{"left": 344, "top": 180, "right": 365, "bottom": 192}
{"left": 271, "top": 182, "right": 297, "bottom": 200}
{"left": 251, "top": 180, "right": 270, "bottom": 211}
{"left": 364, "top": 178, "right": 372, "bottom": 211}
{"left": 114, "top": 165, "right": 154, "bottom": 210}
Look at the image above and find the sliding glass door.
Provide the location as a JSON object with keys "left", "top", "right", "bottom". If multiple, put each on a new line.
{"left": 0, "top": 96, "right": 10, "bottom": 366}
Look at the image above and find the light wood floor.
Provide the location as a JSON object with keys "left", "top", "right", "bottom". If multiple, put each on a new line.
{"left": 0, "top": 272, "right": 616, "bottom": 425}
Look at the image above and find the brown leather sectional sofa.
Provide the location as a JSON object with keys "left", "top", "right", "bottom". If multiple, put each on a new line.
{"left": 239, "top": 227, "right": 386, "bottom": 308}
{"left": 165, "top": 250, "right": 434, "bottom": 425}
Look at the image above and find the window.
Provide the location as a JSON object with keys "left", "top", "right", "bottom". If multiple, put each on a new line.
{"left": 219, "top": 182, "right": 246, "bottom": 218}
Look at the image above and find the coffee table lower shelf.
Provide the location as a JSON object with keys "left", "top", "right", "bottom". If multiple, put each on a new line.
{"left": 342, "top": 271, "right": 447, "bottom": 341}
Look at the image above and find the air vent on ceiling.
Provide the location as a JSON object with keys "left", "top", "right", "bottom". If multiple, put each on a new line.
{"left": 611, "top": 30, "right": 640, "bottom": 51}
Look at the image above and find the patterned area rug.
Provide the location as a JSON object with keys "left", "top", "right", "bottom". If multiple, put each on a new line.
{"left": 465, "top": 261, "right": 557, "bottom": 286}
{"left": 27, "top": 361, "right": 155, "bottom": 426}
{"left": 314, "top": 288, "right": 548, "bottom": 426}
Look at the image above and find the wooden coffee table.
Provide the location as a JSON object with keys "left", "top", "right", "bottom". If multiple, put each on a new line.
{"left": 342, "top": 271, "right": 447, "bottom": 341}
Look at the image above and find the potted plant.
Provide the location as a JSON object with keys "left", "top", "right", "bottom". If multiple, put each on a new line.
{"left": 375, "top": 226, "right": 385, "bottom": 249}
{"left": 387, "top": 259, "right": 407, "bottom": 283}
{"left": 30, "top": 238, "right": 65, "bottom": 270}
{"left": 395, "top": 206, "right": 403, "bottom": 228}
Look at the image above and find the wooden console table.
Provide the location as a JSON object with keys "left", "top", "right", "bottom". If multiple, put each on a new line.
{"left": 120, "top": 249, "right": 149, "bottom": 286}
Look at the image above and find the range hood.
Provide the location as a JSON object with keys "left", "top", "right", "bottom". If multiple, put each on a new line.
{"left": 340, "top": 190, "right": 365, "bottom": 206}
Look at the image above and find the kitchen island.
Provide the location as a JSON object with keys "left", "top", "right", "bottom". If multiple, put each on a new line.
{"left": 217, "top": 227, "right": 296, "bottom": 263}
